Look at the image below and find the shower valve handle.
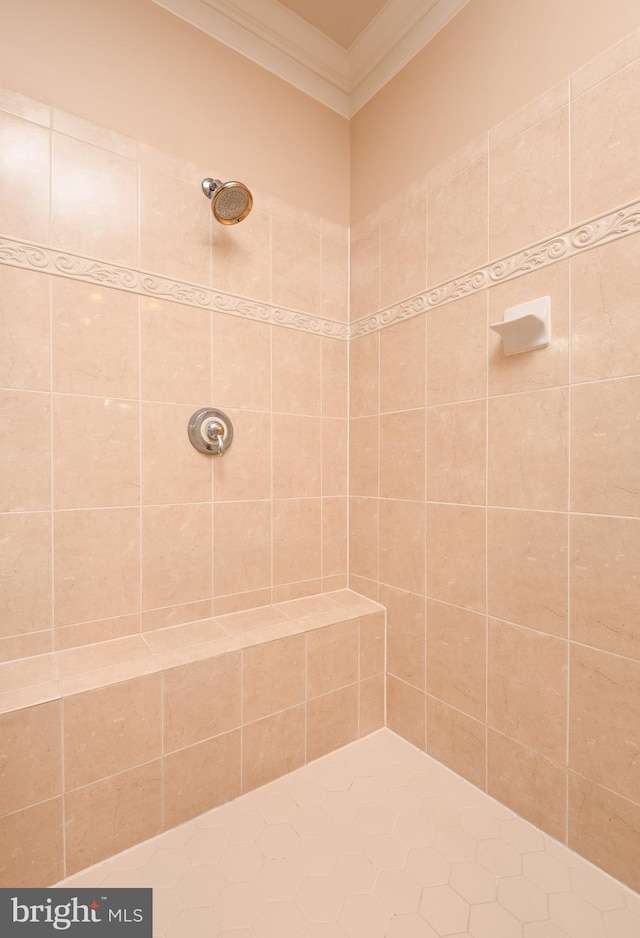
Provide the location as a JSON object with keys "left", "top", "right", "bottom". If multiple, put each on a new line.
{"left": 206, "top": 421, "right": 225, "bottom": 455}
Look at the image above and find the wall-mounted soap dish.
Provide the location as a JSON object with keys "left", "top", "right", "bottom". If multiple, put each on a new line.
{"left": 490, "top": 295, "right": 550, "bottom": 356}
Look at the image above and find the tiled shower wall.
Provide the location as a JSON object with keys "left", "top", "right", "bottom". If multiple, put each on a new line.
{"left": 0, "top": 90, "right": 349, "bottom": 663}
{"left": 348, "top": 33, "right": 640, "bottom": 892}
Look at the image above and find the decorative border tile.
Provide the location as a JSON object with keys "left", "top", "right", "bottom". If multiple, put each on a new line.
{"left": 351, "top": 198, "right": 640, "bottom": 336}
{"left": 2, "top": 196, "right": 639, "bottom": 341}
{"left": 0, "top": 236, "right": 350, "bottom": 340}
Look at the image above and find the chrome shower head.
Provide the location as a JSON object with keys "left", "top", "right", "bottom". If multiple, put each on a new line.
{"left": 202, "top": 178, "right": 253, "bottom": 225}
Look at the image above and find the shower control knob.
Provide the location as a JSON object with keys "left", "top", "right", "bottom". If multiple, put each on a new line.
{"left": 206, "top": 421, "right": 224, "bottom": 440}
{"left": 188, "top": 408, "right": 233, "bottom": 455}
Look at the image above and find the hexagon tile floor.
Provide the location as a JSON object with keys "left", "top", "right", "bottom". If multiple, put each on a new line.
{"left": 58, "top": 729, "right": 640, "bottom": 937}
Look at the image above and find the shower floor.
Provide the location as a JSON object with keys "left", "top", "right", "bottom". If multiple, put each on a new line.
{"left": 59, "top": 729, "right": 640, "bottom": 937}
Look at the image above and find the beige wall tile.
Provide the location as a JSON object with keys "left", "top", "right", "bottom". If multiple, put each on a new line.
{"left": 488, "top": 261, "right": 570, "bottom": 395}
{"left": 142, "top": 504, "right": 211, "bottom": 610}
{"left": 386, "top": 675, "right": 425, "bottom": 752}
{"left": 0, "top": 700, "right": 61, "bottom": 815}
{"left": 64, "top": 675, "right": 162, "bottom": 790}
{"left": 380, "top": 316, "right": 426, "bottom": 413}
{"left": 213, "top": 500, "right": 271, "bottom": 597}
{"left": 379, "top": 500, "right": 425, "bottom": 595}
{"left": 54, "top": 614, "right": 140, "bottom": 651}
{"left": 490, "top": 81, "right": 569, "bottom": 149}
{"left": 164, "top": 730, "right": 241, "bottom": 828}
{"left": 350, "top": 221, "right": 380, "bottom": 321}
{"left": 427, "top": 599, "right": 486, "bottom": 720}
{"left": 307, "top": 620, "right": 358, "bottom": 699}
{"left": 164, "top": 652, "right": 241, "bottom": 751}
{"left": 322, "top": 338, "right": 348, "bottom": 418}
{"left": 52, "top": 133, "right": 137, "bottom": 267}
{"left": 53, "top": 395, "right": 139, "bottom": 509}
{"left": 0, "top": 631, "right": 52, "bottom": 664}
{"left": 488, "top": 619, "right": 568, "bottom": 762}
{"left": 571, "top": 376, "right": 640, "bottom": 516}
{"left": 0, "top": 390, "right": 50, "bottom": 511}
{"left": 571, "top": 236, "right": 640, "bottom": 383}
{"left": 52, "top": 279, "right": 138, "bottom": 398}
{"left": 348, "top": 575, "right": 379, "bottom": 602}
{"left": 0, "top": 798, "right": 63, "bottom": 887}
{"left": 242, "top": 635, "right": 305, "bottom": 724}
{"left": 272, "top": 580, "right": 323, "bottom": 604}
{"left": 359, "top": 611, "right": 385, "bottom": 678}
{"left": 272, "top": 327, "right": 321, "bottom": 416}
{"left": 211, "top": 206, "right": 270, "bottom": 302}
{"left": 488, "top": 730, "right": 567, "bottom": 841}
{"left": 54, "top": 508, "right": 140, "bottom": 627}
{"left": 213, "top": 409, "right": 271, "bottom": 502}
{"left": 140, "top": 298, "right": 211, "bottom": 405}
{"left": 65, "top": 761, "right": 162, "bottom": 875}
{"left": 568, "top": 774, "right": 640, "bottom": 894}
{"left": 322, "top": 417, "right": 347, "bottom": 496}
{"left": 349, "top": 416, "right": 379, "bottom": 498}
{"left": 426, "top": 504, "right": 486, "bottom": 612}
{"left": 380, "top": 410, "right": 425, "bottom": 501}
{"left": 380, "top": 199, "right": 427, "bottom": 307}
{"left": 213, "top": 591, "right": 269, "bottom": 617}
{"left": 142, "top": 402, "right": 212, "bottom": 505}
{"left": 489, "top": 109, "right": 569, "bottom": 258}
{"left": 212, "top": 315, "right": 270, "bottom": 412}
{"left": 140, "top": 165, "right": 209, "bottom": 282}
{"left": 272, "top": 499, "right": 321, "bottom": 586}
{"left": 429, "top": 157, "right": 488, "bottom": 287}
{"left": 271, "top": 215, "right": 321, "bottom": 315}
{"left": 360, "top": 674, "right": 384, "bottom": 736}
{"left": 350, "top": 333, "right": 379, "bottom": 418}
{"left": 571, "top": 26, "right": 640, "bottom": 98}
{"left": 143, "top": 599, "right": 212, "bottom": 632}
{"left": 0, "top": 512, "right": 51, "bottom": 639}
{"left": 0, "top": 266, "right": 50, "bottom": 392}
{"left": 426, "top": 401, "right": 485, "bottom": 505}
{"left": 322, "top": 497, "right": 347, "bottom": 578}
{"left": 427, "top": 294, "right": 487, "bottom": 406}
{"left": 273, "top": 415, "right": 321, "bottom": 498}
{"left": 306, "top": 685, "right": 358, "bottom": 762}
{"left": 488, "top": 388, "right": 569, "bottom": 511}
{"left": 569, "top": 644, "right": 640, "bottom": 803}
{"left": 488, "top": 509, "right": 568, "bottom": 637}
{"left": 52, "top": 109, "right": 136, "bottom": 158}
{"left": 427, "top": 698, "right": 487, "bottom": 790}
{"left": 321, "top": 226, "right": 349, "bottom": 321}
{"left": 242, "top": 707, "right": 305, "bottom": 791}
{"left": 572, "top": 57, "right": 640, "bottom": 222}
{"left": 571, "top": 514, "right": 640, "bottom": 660}
{"left": 380, "top": 585, "right": 425, "bottom": 691}
{"left": 0, "top": 112, "right": 50, "bottom": 244}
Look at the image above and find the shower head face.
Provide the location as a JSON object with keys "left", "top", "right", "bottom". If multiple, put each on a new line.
{"left": 202, "top": 178, "right": 253, "bottom": 225}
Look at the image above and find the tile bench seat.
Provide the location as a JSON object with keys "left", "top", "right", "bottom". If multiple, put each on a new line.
{"left": 0, "top": 591, "right": 385, "bottom": 885}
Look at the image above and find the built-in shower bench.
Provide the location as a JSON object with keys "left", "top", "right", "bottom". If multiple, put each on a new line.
{"left": 0, "top": 591, "right": 386, "bottom": 885}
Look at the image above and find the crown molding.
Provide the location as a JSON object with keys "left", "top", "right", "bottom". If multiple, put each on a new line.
{"left": 350, "top": 0, "right": 471, "bottom": 114}
{"left": 150, "top": 0, "right": 471, "bottom": 117}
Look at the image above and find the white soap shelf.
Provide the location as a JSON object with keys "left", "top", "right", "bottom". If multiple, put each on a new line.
{"left": 490, "top": 295, "right": 550, "bottom": 356}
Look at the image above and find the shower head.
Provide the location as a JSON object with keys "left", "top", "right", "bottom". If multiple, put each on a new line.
{"left": 202, "top": 178, "right": 253, "bottom": 225}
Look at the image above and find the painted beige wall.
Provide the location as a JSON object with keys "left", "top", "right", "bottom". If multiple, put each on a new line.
{"left": 351, "top": 0, "right": 640, "bottom": 220}
{"left": 0, "top": 0, "right": 350, "bottom": 224}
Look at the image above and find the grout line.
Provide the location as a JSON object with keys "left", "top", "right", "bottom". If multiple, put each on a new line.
{"left": 566, "top": 140, "right": 573, "bottom": 841}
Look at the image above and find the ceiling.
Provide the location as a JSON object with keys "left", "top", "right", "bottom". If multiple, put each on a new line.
{"left": 151, "top": 0, "right": 471, "bottom": 117}
{"left": 277, "top": 0, "right": 389, "bottom": 49}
